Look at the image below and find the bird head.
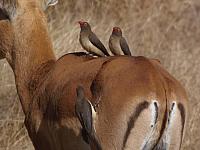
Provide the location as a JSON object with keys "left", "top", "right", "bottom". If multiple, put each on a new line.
{"left": 112, "top": 27, "right": 122, "bottom": 36}
{"left": 78, "top": 21, "right": 91, "bottom": 31}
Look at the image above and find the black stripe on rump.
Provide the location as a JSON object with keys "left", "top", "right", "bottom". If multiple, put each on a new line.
{"left": 153, "top": 101, "right": 159, "bottom": 126}
{"left": 178, "top": 103, "right": 186, "bottom": 148}
{"left": 123, "top": 101, "right": 149, "bottom": 148}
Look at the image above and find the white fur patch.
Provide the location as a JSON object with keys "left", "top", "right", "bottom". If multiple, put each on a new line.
{"left": 150, "top": 100, "right": 159, "bottom": 127}
{"left": 166, "top": 101, "right": 177, "bottom": 144}
{"left": 168, "top": 101, "right": 177, "bottom": 124}
{"left": 141, "top": 100, "right": 159, "bottom": 149}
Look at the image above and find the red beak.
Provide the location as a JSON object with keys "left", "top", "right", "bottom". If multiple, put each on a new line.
{"left": 78, "top": 21, "right": 84, "bottom": 26}
{"left": 113, "top": 27, "right": 121, "bottom": 32}
{"left": 113, "top": 27, "right": 118, "bottom": 32}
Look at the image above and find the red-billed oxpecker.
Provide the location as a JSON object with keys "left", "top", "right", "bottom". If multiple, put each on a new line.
{"left": 78, "top": 21, "right": 109, "bottom": 57}
{"left": 109, "top": 27, "right": 132, "bottom": 56}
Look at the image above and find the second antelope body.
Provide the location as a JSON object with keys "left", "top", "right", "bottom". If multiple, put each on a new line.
{"left": 0, "top": 0, "right": 188, "bottom": 150}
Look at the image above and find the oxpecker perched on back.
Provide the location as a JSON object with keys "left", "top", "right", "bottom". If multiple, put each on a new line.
{"left": 109, "top": 27, "right": 132, "bottom": 56}
{"left": 78, "top": 21, "right": 109, "bottom": 57}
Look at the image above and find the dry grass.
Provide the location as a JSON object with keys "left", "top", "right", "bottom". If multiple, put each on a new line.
{"left": 0, "top": 0, "right": 200, "bottom": 149}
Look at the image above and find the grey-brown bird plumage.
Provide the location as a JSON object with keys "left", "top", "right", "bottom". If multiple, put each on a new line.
{"left": 109, "top": 27, "right": 132, "bottom": 56}
{"left": 75, "top": 86, "right": 102, "bottom": 150}
{"left": 75, "top": 86, "right": 93, "bottom": 137}
{"left": 78, "top": 21, "right": 109, "bottom": 57}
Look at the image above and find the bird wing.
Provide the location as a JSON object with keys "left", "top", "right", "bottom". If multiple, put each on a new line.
{"left": 89, "top": 33, "right": 109, "bottom": 56}
{"left": 75, "top": 98, "right": 93, "bottom": 144}
{"left": 120, "top": 37, "right": 132, "bottom": 56}
{"left": 75, "top": 86, "right": 93, "bottom": 134}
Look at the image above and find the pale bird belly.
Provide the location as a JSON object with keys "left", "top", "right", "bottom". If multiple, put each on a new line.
{"left": 110, "top": 39, "right": 123, "bottom": 55}
{"left": 81, "top": 38, "right": 105, "bottom": 56}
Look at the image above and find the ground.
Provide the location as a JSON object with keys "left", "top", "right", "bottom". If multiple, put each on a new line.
{"left": 0, "top": 0, "right": 200, "bottom": 149}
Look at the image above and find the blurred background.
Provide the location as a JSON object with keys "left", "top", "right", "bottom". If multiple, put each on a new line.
{"left": 0, "top": 0, "right": 200, "bottom": 149}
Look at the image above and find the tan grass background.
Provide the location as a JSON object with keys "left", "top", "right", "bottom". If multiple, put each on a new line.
{"left": 0, "top": 0, "right": 200, "bottom": 149}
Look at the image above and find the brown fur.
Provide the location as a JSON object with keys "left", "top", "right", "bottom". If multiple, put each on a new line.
{"left": 0, "top": 10, "right": 13, "bottom": 63}
{"left": 0, "top": 1, "right": 188, "bottom": 150}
